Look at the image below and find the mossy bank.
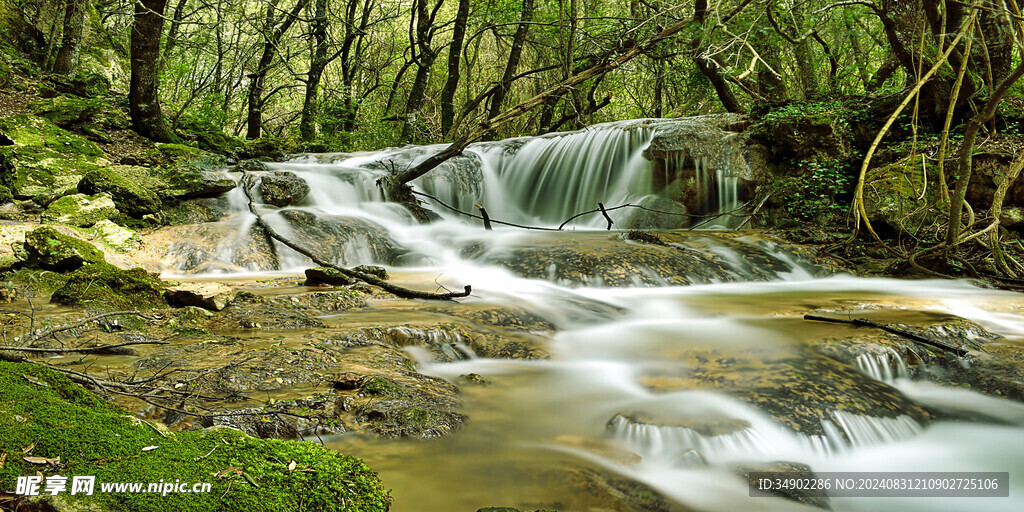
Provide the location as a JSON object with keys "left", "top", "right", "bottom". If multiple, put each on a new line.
{"left": 0, "top": 362, "right": 392, "bottom": 512}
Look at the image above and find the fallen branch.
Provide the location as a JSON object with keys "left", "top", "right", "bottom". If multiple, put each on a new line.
{"left": 0, "top": 340, "right": 169, "bottom": 355}
{"left": 803, "top": 314, "right": 969, "bottom": 357}
{"left": 241, "top": 172, "right": 471, "bottom": 300}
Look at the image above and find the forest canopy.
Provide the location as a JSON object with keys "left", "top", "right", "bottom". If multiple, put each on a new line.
{"left": 6, "top": 0, "right": 1020, "bottom": 151}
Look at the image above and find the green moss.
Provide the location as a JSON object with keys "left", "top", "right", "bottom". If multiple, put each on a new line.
{"left": 0, "top": 114, "right": 105, "bottom": 199}
{"left": 0, "top": 362, "right": 392, "bottom": 512}
{"left": 50, "top": 263, "right": 166, "bottom": 311}
{"left": 21, "top": 226, "right": 106, "bottom": 271}
{"left": 360, "top": 376, "right": 408, "bottom": 398}
{"left": 2, "top": 268, "right": 72, "bottom": 296}
{"left": 41, "top": 193, "right": 119, "bottom": 227}
{"left": 28, "top": 95, "right": 128, "bottom": 130}
{"left": 78, "top": 167, "right": 162, "bottom": 217}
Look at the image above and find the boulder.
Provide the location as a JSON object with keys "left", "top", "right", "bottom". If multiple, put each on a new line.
{"left": 41, "top": 193, "right": 118, "bottom": 226}
{"left": 91, "top": 219, "right": 141, "bottom": 252}
{"left": 621, "top": 195, "right": 689, "bottom": 230}
{"left": 259, "top": 171, "right": 310, "bottom": 207}
{"left": 862, "top": 156, "right": 939, "bottom": 237}
{"left": 21, "top": 226, "right": 105, "bottom": 271}
{"left": 353, "top": 264, "right": 389, "bottom": 280}
{"left": 164, "top": 282, "right": 236, "bottom": 311}
{"left": 78, "top": 167, "right": 161, "bottom": 217}
{"left": 304, "top": 267, "right": 355, "bottom": 286}
{"left": 50, "top": 263, "right": 166, "bottom": 310}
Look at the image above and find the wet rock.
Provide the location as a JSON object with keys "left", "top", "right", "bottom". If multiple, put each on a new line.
{"left": 157, "top": 149, "right": 236, "bottom": 199}
{"left": 463, "top": 231, "right": 820, "bottom": 287}
{"left": 331, "top": 372, "right": 365, "bottom": 390}
{"left": 78, "top": 166, "right": 161, "bottom": 217}
{"left": 91, "top": 219, "right": 141, "bottom": 252}
{"left": 304, "top": 267, "right": 355, "bottom": 286}
{"left": 279, "top": 209, "right": 406, "bottom": 266}
{"left": 215, "top": 292, "right": 325, "bottom": 330}
{"left": 813, "top": 312, "right": 1024, "bottom": 404}
{"left": 637, "top": 345, "right": 932, "bottom": 436}
{"left": 259, "top": 171, "right": 310, "bottom": 207}
{"left": 40, "top": 192, "right": 118, "bottom": 226}
{"left": 165, "top": 282, "right": 236, "bottom": 311}
{"left": 21, "top": 226, "right": 105, "bottom": 271}
{"left": 235, "top": 159, "right": 269, "bottom": 173}
{"left": 622, "top": 195, "right": 689, "bottom": 230}
{"left": 353, "top": 264, "right": 389, "bottom": 280}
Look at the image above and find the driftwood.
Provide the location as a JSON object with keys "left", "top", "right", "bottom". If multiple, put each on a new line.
{"left": 803, "top": 314, "right": 969, "bottom": 357}
{"left": 241, "top": 172, "right": 471, "bottom": 300}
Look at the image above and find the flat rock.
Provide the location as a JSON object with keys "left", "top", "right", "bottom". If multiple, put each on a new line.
{"left": 305, "top": 267, "right": 355, "bottom": 286}
{"left": 164, "top": 282, "right": 236, "bottom": 311}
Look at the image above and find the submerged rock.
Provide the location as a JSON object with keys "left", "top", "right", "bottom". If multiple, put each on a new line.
{"left": 462, "top": 231, "right": 819, "bottom": 287}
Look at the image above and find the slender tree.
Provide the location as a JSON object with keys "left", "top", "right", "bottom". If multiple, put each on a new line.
{"left": 130, "top": 0, "right": 174, "bottom": 141}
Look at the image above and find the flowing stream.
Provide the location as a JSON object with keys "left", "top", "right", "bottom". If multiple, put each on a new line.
{"left": 168, "top": 121, "right": 1024, "bottom": 511}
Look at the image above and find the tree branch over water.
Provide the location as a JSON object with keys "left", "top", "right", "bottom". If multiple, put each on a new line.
{"left": 380, "top": 15, "right": 695, "bottom": 198}
{"left": 240, "top": 172, "right": 471, "bottom": 300}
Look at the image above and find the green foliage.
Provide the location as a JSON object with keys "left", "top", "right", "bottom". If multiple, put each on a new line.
{"left": 0, "top": 362, "right": 392, "bottom": 512}
{"left": 769, "top": 159, "right": 853, "bottom": 223}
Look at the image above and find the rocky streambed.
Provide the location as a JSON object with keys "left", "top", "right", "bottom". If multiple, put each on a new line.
{"left": 3, "top": 221, "right": 1024, "bottom": 512}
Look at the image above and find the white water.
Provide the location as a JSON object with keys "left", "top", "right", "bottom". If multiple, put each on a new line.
{"left": 170, "top": 122, "right": 1024, "bottom": 511}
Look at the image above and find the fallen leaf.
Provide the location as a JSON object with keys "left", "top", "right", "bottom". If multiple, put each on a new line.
{"left": 13, "top": 415, "right": 26, "bottom": 423}
{"left": 21, "top": 375, "right": 48, "bottom": 387}
{"left": 141, "top": 446, "right": 159, "bottom": 452}
{"left": 21, "top": 443, "right": 34, "bottom": 454}
{"left": 287, "top": 460, "right": 296, "bottom": 472}
{"left": 1, "top": 453, "right": 7, "bottom": 469}
{"left": 23, "top": 456, "right": 58, "bottom": 465}
{"left": 216, "top": 467, "right": 242, "bottom": 478}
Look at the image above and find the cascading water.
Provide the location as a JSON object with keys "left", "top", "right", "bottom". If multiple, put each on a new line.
{"left": 157, "top": 119, "right": 1024, "bottom": 512}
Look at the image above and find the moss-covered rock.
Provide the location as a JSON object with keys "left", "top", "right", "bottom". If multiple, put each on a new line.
{"left": 259, "top": 171, "right": 309, "bottom": 207}
{"left": 28, "top": 95, "right": 129, "bottom": 130}
{"left": 21, "top": 226, "right": 105, "bottom": 271}
{"left": 91, "top": 219, "right": 141, "bottom": 252}
{"left": 304, "top": 267, "right": 356, "bottom": 286}
{"left": 50, "top": 263, "right": 166, "bottom": 310}
{"left": 862, "top": 156, "right": 941, "bottom": 237}
{"left": 0, "top": 361, "right": 392, "bottom": 512}
{"left": 41, "top": 192, "right": 118, "bottom": 226}
{"left": 752, "top": 100, "right": 858, "bottom": 163}
{"left": 78, "top": 166, "right": 162, "bottom": 217}
{"left": 0, "top": 114, "right": 105, "bottom": 198}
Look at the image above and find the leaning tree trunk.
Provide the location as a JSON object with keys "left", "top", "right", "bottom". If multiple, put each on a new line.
{"left": 440, "top": 0, "right": 470, "bottom": 136}
{"left": 130, "top": 0, "right": 174, "bottom": 142}
{"left": 299, "top": 0, "right": 329, "bottom": 142}
{"left": 246, "top": 0, "right": 308, "bottom": 139}
{"left": 52, "top": 0, "right": 88, "bottom": 75}
{"left": 484, "top": 0, "right": 534, "bottom": 139}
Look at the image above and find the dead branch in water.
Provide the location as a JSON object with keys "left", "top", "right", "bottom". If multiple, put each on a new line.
{"left": 803, "top": 314, "right": 969, "bottom": 357}
{"left": 240, "top": 172, "right": 471, "bottom": 300}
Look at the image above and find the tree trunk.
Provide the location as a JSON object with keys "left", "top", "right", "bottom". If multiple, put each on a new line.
{"left": 440, "top": 0, "right": 470, "bottom": 136}
{"left": 299, "top": 0, "right": 329, "bottom": 142}
{"left": 693, "top": 0, "right": 744, "bottom": 113}
{"left": 246, "top": 0, "right": 308, "bottom": 140}
{"left": 130, "top": 0, "right": 174, "bottom": 142}
{"left": 484, "top": 0, "right": 535, "bottom": 138}
{"left": 160, "top": 0, "right": 190, "bottom": 71}
{"left": 383, "top": 15, "right": 696, "bottom": 198}
{"left": 52, "top": 0, "right": 88, "bottom": 76}
{"left": 401, "top": 0, "right": 442, "bottom": 143}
